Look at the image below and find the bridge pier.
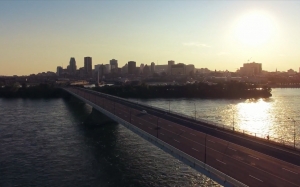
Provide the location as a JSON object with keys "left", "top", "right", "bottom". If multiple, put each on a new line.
{"left": 85, "top": 107, "right": 116, "bottom": 126}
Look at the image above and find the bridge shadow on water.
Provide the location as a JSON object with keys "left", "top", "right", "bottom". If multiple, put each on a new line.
{"left": 62, "top": 97, "right": 156, "bottom": 187}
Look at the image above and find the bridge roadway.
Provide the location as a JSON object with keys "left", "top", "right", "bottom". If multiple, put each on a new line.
{"left": 67, "top": 87, "right": 300, "bottom": 187}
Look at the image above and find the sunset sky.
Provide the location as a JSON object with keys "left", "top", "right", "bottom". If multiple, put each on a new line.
{"left": 1, "top": 1, "right": 300, "bottom": 75}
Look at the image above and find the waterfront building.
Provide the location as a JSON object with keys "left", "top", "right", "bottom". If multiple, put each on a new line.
{"left": 240, "top": 62, "right": 262, "bottom": 76}
{"left": 168, "top": 60, "right": 175, "bottom": 74}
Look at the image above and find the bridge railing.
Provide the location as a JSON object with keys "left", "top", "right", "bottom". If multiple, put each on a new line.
{"left": 74, "top": 87, "right": 299, "bottom": 150}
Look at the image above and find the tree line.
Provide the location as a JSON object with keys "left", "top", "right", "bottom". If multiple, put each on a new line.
{"left": 0, "top": 83, "right": 62, "bottom": 98}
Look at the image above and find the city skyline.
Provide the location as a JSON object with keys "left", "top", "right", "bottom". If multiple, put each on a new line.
{"left": 1, "top": 1, "right": 300, "bottom": 75}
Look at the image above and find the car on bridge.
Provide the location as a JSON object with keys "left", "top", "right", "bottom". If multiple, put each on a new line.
{"left": 141, "top": 110, "right": 147, "bottom": 114}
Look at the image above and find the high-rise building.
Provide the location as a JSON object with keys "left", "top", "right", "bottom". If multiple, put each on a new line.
{"left": 143, "top": 65, "right": 150, "bottom": 76}
{"left": 168, "top": 60, "right": 175, "bottom": 74}
{"left": 98, "top": 64, "right": 106, "bottom": 79}
{"left": 128, "top": 61, "right": 136, "bottom": 74}
{"left": 104, "top": 64, "right": 111, "bottom": 74}
{"left": 186, "top": 64, "right": 195, "bottom": 75}
{"left": 84, "top": 57, "right": 92, "bottom": 77}
{"left": 110, "top": 59, "right": 118, "bottom": 70}
{"left": 94, "top": 64, "right": 101, "bottom": 73}
{"left": 69, "top": 57, "right": 77, "bottom": 75}
{"left": 171, "top": 63, "right": 185, "bottom": 75}
{"left": 151, "top": 62, "right": 155, "bottom": 74}
{"left": 240, "top": 62, "right": 262, "bottom": 76}
{"left": 79, "top": 67, "right": 85, "bottom": 78}
{"left": 122, "top": 64, "right": 128, "bottom": 74}
{"left": 56, "top": 66, "right": 63, "bottom": 76}
{"left": 140, "top": 63, "right": 144, "bottom": 73}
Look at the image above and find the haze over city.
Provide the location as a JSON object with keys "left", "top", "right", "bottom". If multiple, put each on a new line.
{"left": 1, "top": 1, "right": 300, "bottom": 76}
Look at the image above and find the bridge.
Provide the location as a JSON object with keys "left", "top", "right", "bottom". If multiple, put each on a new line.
{"left": 64, "top": 87, "right": 300, "bottom": 187}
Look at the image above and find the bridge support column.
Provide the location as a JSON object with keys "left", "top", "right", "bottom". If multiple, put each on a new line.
{"left": 83, "top": 108, "right": 116, "bottom": 126}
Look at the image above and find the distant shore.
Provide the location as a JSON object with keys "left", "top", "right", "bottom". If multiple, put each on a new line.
{"left": 0, "top": 82, "right": 272, "bottom": 99}
{"left": 0, "top": 84, "right": 62, "bottom": 98}
{"left": 92, "top": 82, "right": 272, "bottom": 99}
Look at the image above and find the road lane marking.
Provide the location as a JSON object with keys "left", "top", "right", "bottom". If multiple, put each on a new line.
{"left": 180, "top": 129, "right": 185, "bottom": 132}
{"left": 160, "top": 133, "right": 164, "bottom": 136}
{"left": 208, "top": 140, "right": 215, "bottom": 143}
{"left": 248, "top": 155, "right": 259, "bottom": 160}
{"left": 192, "top": 148, "right": 199, "bottom": 152}
{"left": 282, "top": 168, "right": 298, "bottom": 174}
{"left": 228, "top": 147, "right": 236, "bottom": 152}
{"left": 216, "top": 159, "right": 226, "bottom": 165}
{"left": 190, "top": 133, "right": 196, "bottom": 136}
{"left": 249, "top": 175, "right": 263, "bottom": 182}
{"left": 174, "top": 139, "right": 180, "bottom": 143}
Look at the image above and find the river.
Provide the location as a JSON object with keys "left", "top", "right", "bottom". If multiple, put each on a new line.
{"left": 0, "top": 88, "right": 299, "bottom": 186}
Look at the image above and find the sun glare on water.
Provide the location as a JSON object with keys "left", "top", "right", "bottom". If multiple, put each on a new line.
{"left": 235, "top": 10, "right": 276, "bottom": 46}
{"left": 236, "top": 99, "right": 273, "bottom": 136}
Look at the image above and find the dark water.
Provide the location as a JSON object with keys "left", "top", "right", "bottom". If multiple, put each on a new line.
{"left": 0, "top": 98, "right": 218, "bottom": 187}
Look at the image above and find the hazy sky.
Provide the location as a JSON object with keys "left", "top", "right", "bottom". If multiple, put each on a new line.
{"left": 1, "top": 1, "right": 300, "bottom": 75}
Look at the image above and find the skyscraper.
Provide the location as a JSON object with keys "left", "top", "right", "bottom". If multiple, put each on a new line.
{"left": 110, "top": 59, "right": 118, "bottom": 70}
{"left": 56, "top": 66, "right": 63, "bottom": 76}
{"left": 140, "top": 63, "right": 144, "bottom": 73}
{"left": 69, "top": 57, "right": 77, "bottom": 75}
{"left": 84, "top": 57, "right": 92, "bottom": 77}
{"left": 168, "top": 60, "right": 175, "bottom": 74}
{"left": 151, "top": 62, "right": 155, "bottom": 74}
{"left": 122, "top": 63, "right": 128, "bottom": 74}
{"left": 128, "top": 61, "right": 136, "bottom": 74}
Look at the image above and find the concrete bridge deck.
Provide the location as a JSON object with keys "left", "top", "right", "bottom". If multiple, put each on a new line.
{"left": 64, "top": 87, "right": 300, "bottom": 187}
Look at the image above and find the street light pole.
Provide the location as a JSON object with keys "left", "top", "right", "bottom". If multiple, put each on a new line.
{"left": 293, "top": 119, "right": 296, "bottom": 148}
{"left": 194, "top": 103, "right": 196, "bottom": 120}
{"left": 169, "top": 100, "right": 170, "bottom": 113}
{"left": 288, "top": 117, "right": 296, "bottom": 148}
{"left": 232, "top": 106, "right": 235, "bottom": 131}
{"left": 130, "top": 109, "right": 131, "bottom": 123}
{"left": 156, "top": 117, "right": 159, "bottom": 138}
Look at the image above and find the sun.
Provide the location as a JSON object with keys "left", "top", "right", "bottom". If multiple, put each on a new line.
{"left": 235, "top": 10, "right": 275, "bottom": 46}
